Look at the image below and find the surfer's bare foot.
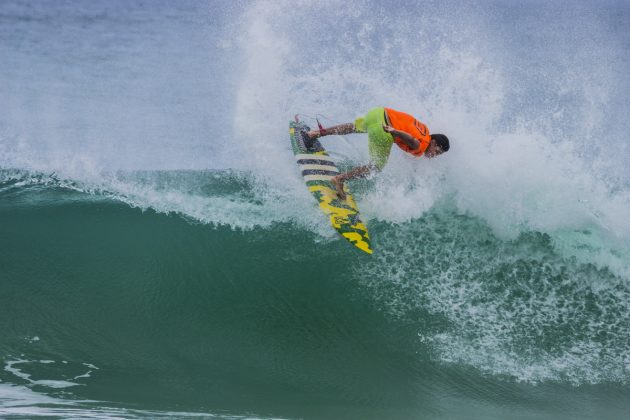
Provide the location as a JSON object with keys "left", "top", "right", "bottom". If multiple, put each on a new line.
{"left": 306, "top": 130, "right": 319, "bottom": 139}
{"left": 332, "top": 176, "right": 346, "bottom": 200}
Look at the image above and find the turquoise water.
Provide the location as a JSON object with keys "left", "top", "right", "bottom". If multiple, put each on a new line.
{"left": 1, "top": 170, "right": 629, "bottom": 419}
{"left": 2, "top": 1, "right": 630, "bottom": 418}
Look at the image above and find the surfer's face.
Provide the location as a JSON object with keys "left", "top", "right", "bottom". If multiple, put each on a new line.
{"left": 425, "top": 141, "right": 443, "bottom": 158}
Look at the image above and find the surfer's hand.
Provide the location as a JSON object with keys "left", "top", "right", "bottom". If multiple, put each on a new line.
{"left": 382, "top": 124, "right": 394, "bottom": 133}
{"left": 331, "top": 175, "right": 346, "bottom": 200}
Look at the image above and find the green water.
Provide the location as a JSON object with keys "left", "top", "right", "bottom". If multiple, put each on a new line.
{"left": 1, "top": 172, "right": 629, "bottom": 419}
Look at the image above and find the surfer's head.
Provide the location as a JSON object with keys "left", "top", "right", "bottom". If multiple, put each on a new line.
{"left": 426, "top": 134, "right": 450, "bottom": 158}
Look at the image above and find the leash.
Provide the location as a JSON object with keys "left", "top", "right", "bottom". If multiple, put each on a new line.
{"left": 316, "top": 116, "right": 327, "bottom": 136}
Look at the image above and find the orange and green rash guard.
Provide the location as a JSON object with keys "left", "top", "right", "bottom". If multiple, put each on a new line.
{"left": 354, "top": 107, "right": 431, "bottom": 170}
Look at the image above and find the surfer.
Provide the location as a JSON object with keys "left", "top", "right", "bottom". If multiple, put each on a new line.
{"left": 301, "top": 107, "right": 449, "bottom": 199}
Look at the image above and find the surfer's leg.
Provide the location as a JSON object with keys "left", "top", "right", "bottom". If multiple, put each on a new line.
{"left": 364, "top": 108, "right": 393, "bottom": 170}
{"left": 368, "top": 127, "right": 393, "bottom": 170}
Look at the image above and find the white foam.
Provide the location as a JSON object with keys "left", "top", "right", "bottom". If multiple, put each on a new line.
{"left": 225, "top": 0, "right": 630, "bottom": 259}
{"left": 0, "top": 382, "right": 271, "bottom": 419}
{"left": 360, "top": 217, "right": 630, "bottom": 385}
{"left": 5, "top": 360, "right": 80, "bottom": 389}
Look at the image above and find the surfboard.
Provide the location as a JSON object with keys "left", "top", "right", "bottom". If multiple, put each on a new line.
{"left": 289, "top": 117, "right": 372, "bottom": 254}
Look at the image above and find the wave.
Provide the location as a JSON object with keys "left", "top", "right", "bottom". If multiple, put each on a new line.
{"left": 1, "top": 169, "right": 629, "bottom": 388}
{"left": 2, "top": 0, "right": 630, "bottom": 416}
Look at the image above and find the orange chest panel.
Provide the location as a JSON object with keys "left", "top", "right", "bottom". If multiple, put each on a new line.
{"left": 385, "top": 108, "right": 430, "bottom": 156}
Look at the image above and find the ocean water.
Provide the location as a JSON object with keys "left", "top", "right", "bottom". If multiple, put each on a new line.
{"left": 1, "top": 0, "right": 630, "bottom": 418}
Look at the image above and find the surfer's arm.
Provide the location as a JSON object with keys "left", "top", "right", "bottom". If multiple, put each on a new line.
{"left": 383, "top": 124, "right": 420, "bottom": 150}
{"left": 307, "top": 123, "right": 356, "bottom": 139}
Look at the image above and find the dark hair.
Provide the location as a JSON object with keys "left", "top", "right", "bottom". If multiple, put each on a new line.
{"left": 430, "top": 134, "right": 450, "bottom": 152}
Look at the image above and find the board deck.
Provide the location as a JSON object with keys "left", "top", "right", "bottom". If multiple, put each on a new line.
{"left": 289, "top": 119, "right": 372, "bottom": 254}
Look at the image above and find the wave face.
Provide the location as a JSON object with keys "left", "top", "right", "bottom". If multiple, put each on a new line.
{"left": 2, "top": 0, "right": 630, "bottom": 418}
{"left": 2, "top": 170, "right": 630, "bottom": 418}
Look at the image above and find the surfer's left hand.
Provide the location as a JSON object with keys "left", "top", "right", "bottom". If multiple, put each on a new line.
{"left": 331, "top": 175, "right": 346, "bottom": 200}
